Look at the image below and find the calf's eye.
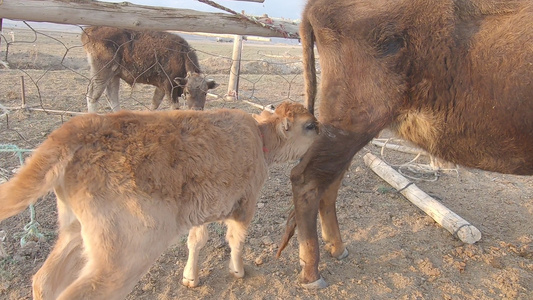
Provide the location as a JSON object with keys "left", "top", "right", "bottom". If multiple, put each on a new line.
{"left": 305, "top": 122, "right": 317, "bottom": 130}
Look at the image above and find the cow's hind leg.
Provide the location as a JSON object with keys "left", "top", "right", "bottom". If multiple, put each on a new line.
{"left": 182, "top": 225, "right": 209, "bottom": 288}
{"left": 319, "top": 168, "right": 349, "bottom": 260}
{"left": 32, "top": 199, "right": 84, "bottom": 300}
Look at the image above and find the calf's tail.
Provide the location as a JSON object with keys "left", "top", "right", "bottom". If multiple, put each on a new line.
{"left": 300, "top": 14, "right": 317, "bottom": 115}
{"left": 0, "top": 140, "right": 73, "bottom": 221}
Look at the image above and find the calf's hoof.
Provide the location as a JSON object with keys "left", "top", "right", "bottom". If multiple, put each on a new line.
{"left": 229, "top": 268, "right": 245, "bottom": 279}
{"left": 182, "top": 277, "right": 199, "bottom": 288}
{"left": 300, "top": 276, "right": 328, "bottom": 289}
{"left": 229, "top": 262, "right": 245, "bottom": 278}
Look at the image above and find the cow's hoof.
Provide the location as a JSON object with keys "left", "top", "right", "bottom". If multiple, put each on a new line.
{"left": 182, "top": 277, "right": 199, "bottom": 288}
{"left": 301, "top": 276, "right": 328, "bottom": 289}
{"left": 335, "top": 248, "right": 349, "bottom": 260}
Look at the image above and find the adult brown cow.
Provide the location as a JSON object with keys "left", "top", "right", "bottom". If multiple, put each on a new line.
{"left": 282, "top": 0, "right": 533, "bottom": 289}
{"left": 81, "top": 26, "right": 218, "bottom": 112}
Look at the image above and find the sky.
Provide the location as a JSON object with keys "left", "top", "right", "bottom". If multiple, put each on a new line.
{"left": 104, "top": 0, "right": 306, "bottom": 21}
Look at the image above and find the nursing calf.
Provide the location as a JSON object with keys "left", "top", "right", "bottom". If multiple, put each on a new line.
{"left": 0, "top": 102, "right": 318, "bottom": 299}
{"left": 81, "top": 26, "right": 218, "bottom": 112}
{"left": 283, "top": 0, "right": 533, "bottom": 288}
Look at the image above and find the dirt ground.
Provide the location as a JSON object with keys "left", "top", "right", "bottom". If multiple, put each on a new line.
{"left": 0, "top": 27, "right": 532, "bottom": 300}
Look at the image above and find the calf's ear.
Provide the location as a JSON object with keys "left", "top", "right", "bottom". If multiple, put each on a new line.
{"left": 174, "top": 77, "right": 188, "bottom": 88}
{"left": 281, "top": 117, "right": 291, "bottom": 131}
{"left": 206, "top": 79, "right": 219, "bottom": 90}
{"left": 276, "top": 117, "right": 292, "bottom": 138}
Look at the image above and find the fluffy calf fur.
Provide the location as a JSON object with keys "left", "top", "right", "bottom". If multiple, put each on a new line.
{"left": 0, "top": 102, "right": 318, "bottom": 300}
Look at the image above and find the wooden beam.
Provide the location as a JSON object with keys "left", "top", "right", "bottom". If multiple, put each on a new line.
{"left": 0, "top": 0, "right": 299, "bottom": 38}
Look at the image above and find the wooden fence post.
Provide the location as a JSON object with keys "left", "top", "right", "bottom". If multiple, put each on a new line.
{"left": 20, "top": 76, "right": 26, "bottom": 108}
{"left": 226, "top": 35, "right": 243, "bottom": 101}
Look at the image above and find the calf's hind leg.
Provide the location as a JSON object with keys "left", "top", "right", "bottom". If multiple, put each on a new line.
{"left": 32, "top": 199, "right": 85, "bottom": 300}
{"left": 56, "top": 206, "right": 177, "bottom": 299}
{"left": 225, "top": 218, "right": 250, "bottom": 278}
{"left": 225, "top": 196, "right": 256, "bottom": 279}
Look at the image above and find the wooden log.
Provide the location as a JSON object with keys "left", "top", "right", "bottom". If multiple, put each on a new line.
{"left": 0, "top": 0, "right": 299, "bottom": 38}
{"left": 363, "top": 153, "right": 481, "bottom": 244}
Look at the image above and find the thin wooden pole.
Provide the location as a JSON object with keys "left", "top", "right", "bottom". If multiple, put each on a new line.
{"left": 0, "top": 18, "right": 3, "bottom": 52}
{"left": 20, "top": 76, "right": 26, "bottom": 108}
{"left": 226, "top": 35, "right": 243, "bottom": 101}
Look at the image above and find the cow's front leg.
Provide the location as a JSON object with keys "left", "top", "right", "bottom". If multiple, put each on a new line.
{"left": 291, "top": 180, "right": 323, "bottom": 288}
{"left": 151, "top": 87, "right": 166, "bottom": 110}
{"left": 105, "top": 76, "right": 121, "bottom": 111}
{"left": 290, "top": 127, "right": 364, "bottom": 289}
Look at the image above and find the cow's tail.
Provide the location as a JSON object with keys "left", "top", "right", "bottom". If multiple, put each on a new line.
{"left": 0, "top": 137, "right": 75, "bottom": 222}
{"left": 300, "top": 13, "right": 317, "bottom": 115}
{"left": 276, "top": 209, "right": 297, "bottom": 258}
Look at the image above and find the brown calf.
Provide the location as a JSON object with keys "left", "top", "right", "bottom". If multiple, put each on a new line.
{"left": 81, "top": 26, "right": 218, "bottom": 112}
{"left": 0, "top": 102, "right": 318, "bottom": 299}
{"left": 284, "top": 0, "right": 533, "bottom": 288}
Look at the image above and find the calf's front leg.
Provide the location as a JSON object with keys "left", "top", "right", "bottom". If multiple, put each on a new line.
{"left": 182, "top": 225, "right": 209, "bottom": 288}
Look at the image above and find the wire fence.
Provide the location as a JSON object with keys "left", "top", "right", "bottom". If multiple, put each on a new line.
{"left": 0, "top": 21, "right": 308, "bottom": 114}
{"left": 0, "top": 21, "right": 314, "bottom": 248}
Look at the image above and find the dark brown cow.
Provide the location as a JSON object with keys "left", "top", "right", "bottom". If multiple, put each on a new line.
{"left": 282, "top": 0, "right": 533, "bottom": 288}
{"left": 81, "top": 26, "right": 218, "bottom": 112}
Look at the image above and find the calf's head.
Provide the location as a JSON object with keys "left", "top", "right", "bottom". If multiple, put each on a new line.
{"left": 175, "top": 72, "right": 219, "bottom": 110}
{"left": 254, "top": 102, "right": 319, "bottom": 164}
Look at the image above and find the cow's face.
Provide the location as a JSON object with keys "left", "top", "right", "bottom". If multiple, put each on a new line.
{"left": 175, "top": 72, "right": 219, "bottom": 110}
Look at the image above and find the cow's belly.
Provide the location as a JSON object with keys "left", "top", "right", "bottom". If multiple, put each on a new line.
{"left": 392, "top": 109, "right": 533, "bottom": 175}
